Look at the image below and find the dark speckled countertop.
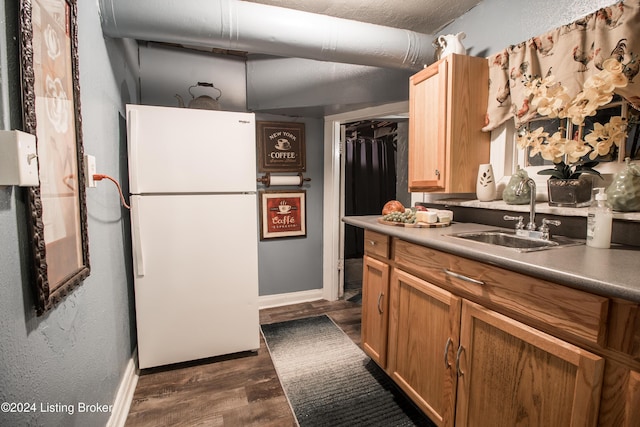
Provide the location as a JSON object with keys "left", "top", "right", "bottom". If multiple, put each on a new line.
{"left": 343, "top": 215, "right": 640, "bottom": 303}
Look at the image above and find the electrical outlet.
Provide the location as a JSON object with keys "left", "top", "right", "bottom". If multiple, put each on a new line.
{"left": 85, "top": 154, "right": 96, "bottom": 187}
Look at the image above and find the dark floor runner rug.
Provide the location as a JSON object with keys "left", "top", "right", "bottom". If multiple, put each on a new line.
{"left": 261, "top": 315, "right": 435, "bottom": 427}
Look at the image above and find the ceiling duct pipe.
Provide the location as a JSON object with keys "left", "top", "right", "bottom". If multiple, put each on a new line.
{"left": 98, "top": 0, "right": 435, "bottom": 70}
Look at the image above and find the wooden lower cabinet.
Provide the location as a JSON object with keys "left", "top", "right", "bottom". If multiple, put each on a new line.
{"left": 599, "top": 361, "right": 640, "bottom": 427}
{"left": 624, "top": 370, "right": 640, "bottom": 426}
{"left": 456, "top": 300, "right": 604, "bottom": 427}
{"left": 387, "top": 268, "right": 461, "bottom": 427}
{"left": 384, "top": 267, "right": 605, "bottom": 427}
{"left": 361, "top": 255, "right": 390, "bottom": 368}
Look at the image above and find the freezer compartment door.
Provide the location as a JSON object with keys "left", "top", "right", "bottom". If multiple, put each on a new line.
{"left": 131, "top": 194, "right": 259, "bottom": 369}
{"left": 127, "top": 105, "right": 256, "bottom": 194}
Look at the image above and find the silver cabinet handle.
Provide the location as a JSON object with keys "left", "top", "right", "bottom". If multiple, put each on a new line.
{"left": 456, "top": 345, "right": 465, "bottom": 377}
{"left": 444, "top": 337, "right": 452, "bottom": 369}
{"left": 368, "top": 240, "right": 376, "bottom": 246}
{"left": 443, "top": 269, "right": 484, "bottom": 285}
{"left": 377, "top": 292, "right": 384, "bottom": 314}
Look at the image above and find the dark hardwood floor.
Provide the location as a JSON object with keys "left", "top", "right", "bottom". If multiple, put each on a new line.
{"left": 125, "top": 298, "right": 362, "bottom": 427}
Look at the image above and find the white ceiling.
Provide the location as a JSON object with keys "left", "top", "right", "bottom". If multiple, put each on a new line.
{"left": 242, "top": 0, "right": 484, "bottom": 34}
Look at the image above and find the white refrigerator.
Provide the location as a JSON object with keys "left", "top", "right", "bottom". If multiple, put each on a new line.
{"left": 126, "top": 104, "right": 260, "bottom": 369}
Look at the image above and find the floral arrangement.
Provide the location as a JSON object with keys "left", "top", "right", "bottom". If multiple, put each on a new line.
{"left": 517, "top": 57, "right": 629, "bottom": 179}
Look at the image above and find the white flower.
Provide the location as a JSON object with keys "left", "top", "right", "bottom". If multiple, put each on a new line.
{"left": 518, "top": 56, "right": 629, "bottom": 167}
{"left": 517, "top": 126, "right": 546, "bottom": 150}
{"left": 539, "top": 132, "right": 566, "bottom": 162}
{"left": 584, "top": 116, "right": 628, "bottom": 160}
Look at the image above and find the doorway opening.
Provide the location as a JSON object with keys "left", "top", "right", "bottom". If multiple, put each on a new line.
{"left": 342, "top": 119, "right": 409, "bottom": 303}
{"left": 321, "top": 101, "right": 408, "bottom": 303}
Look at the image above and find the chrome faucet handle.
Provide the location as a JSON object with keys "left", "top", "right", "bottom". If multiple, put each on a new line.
{"left": 503, "top": 215, "right": 525, "bottom": 230}
{"left": 539, "top": 218, "right": 561, "bottom": 240}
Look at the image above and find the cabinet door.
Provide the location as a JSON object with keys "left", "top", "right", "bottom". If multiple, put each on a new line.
{"left": 599, "top": 362, "right": 640, "bottom": 427}
{"left": 361, "top": 255, "right": 390, "bottom": 368}
{"left": 387, "top": 268, "right": 461, "bottom": 427}
{"left": 455, "top": 300, "right": 604, "bottom": 427}
{"left": 408, "top": 54, "right": 490, "bottom": 193}
{"left": 408, "top": 58, "right": 447, "bottom": 191}
{"left": 623, "top": 370, "right": 640, "bottom": 427}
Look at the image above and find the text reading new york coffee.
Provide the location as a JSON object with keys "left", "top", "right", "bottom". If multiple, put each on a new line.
{"left": 257, "top": 122, "right": 306, "bottom": 172}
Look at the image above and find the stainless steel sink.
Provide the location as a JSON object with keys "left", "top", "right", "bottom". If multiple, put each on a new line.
{"left": 447, "top": 230, "right": 584, "bottom": 252}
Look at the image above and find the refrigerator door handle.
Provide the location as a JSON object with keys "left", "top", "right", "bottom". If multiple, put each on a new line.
{"left": 130, "top": 198, "right": 146, "bottom": 277}
{"left": 127, "top": 109, "right": 140, "bottom": 192}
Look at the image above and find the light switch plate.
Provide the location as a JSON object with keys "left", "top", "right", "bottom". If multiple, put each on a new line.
{"left": 0, "top": 130, "right": 39, "bottom": 186}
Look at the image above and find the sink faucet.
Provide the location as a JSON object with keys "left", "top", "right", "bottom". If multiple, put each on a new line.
{"left": 516, "top": 178, "right": 537, "bottom": 231}
{"left": 504, "top": 177, "right": 562, "bottom": 240}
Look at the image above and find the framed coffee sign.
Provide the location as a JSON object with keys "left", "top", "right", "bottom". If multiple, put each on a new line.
{"left": 260, "top": 190, "right": 306, "bottom": 240}
{"left": 257, "top": 121, "right": 306, "bottom": 172}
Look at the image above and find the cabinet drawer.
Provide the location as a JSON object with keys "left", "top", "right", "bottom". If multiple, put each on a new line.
{"left": 364, "top": 230, "right": 390, "bottom": 259}
{"left": 393, "top": 239, "right": 609, "bottom": 346}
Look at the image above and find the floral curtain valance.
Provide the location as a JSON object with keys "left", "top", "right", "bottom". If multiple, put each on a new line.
{"left": 484, "top": 1, "right": 640, "bottom": 132}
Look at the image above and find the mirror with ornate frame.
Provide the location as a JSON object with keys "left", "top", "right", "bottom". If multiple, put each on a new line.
{"left": 19, "top": 0, "right": 90, "bottom": 315}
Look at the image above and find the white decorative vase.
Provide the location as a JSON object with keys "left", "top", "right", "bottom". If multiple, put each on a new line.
{"left": 476, "top": 163, "right": 497, "bottom": 202}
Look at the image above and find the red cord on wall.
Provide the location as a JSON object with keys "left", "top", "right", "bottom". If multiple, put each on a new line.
{"left": 93, "top": 174, "right": 130, "bottom": 209}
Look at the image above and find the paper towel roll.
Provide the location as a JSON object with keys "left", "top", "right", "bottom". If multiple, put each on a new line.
{"left": 269, "top": 175, "right": 303, "bottom": 186}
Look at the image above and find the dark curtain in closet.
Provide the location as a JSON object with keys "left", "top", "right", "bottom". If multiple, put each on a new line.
{"left": 344, "top": 133, "right": 396, "bottom": 259}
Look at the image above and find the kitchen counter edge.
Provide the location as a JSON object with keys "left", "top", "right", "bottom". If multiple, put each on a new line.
{"left": 343, "top": 215, "right": 640, "bottom": 303}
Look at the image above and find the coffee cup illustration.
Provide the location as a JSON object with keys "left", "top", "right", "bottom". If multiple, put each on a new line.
{"left": 278, "top": 201, "right": 292, "bottom": 214}
{"left": 275, "top": 138, "right": 291, "bottom": 150}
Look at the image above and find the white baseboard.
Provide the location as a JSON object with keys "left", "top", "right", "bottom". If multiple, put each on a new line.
{"left": 107, "top": 348, "right": 139, "bottom": 427}
{"left": 259, "top": 289, "right": 324, "bottom": 309}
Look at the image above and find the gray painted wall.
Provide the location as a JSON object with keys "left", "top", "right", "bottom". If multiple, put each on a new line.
{"left": 256, "top": 114, "right": 324, "bottom": 295}
{"left": 247, "top": 55, "right": 414, "bottom": 116}
{"left": 396, "top": 121, "right": 410, "bottom": 208}
{"left": 139, "top": 43, "right": 248, "bottom": 112}
{"left": 439, "top": 0, "right": 615, "bottom": 57}
{"left": 0, "top": 0, "right": 138, "bottom": 425}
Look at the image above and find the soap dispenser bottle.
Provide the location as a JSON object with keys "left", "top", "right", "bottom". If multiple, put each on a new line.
{"left": 586, "top": 187, "right": 612, "bottom": 249}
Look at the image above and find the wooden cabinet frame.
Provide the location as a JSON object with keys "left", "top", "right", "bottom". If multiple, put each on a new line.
{"left": 359, "top": 233, "right": 640, "bottom": 426}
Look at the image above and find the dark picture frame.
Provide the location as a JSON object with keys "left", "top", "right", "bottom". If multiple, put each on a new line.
{"left": 257, "top": 121, "right": 306, "bottom": 172}
{"left": 260, "top": 190, "right": 306, "bottom": 240}
{"left": 19, "top": 0, "right": 90, "bottom": 315}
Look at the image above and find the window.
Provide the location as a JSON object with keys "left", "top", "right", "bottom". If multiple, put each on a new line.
{"left": 521, "top": 96, "right": 640, "bottom": 168}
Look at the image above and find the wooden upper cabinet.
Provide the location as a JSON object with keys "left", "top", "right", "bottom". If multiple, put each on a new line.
{"left": 409, "top": 54, "right": 491, "bottom": 193}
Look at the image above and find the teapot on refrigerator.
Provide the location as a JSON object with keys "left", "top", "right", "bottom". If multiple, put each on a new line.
{"left": 175, "top": 82, "right": 222, "bottom": 110}
{"left": 433, "top": 32, "right": 466, "bottom": 60}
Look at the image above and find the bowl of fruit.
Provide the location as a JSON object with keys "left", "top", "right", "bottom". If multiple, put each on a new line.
{"left": 378, "top": 201, "right": 452, "bottom": 228}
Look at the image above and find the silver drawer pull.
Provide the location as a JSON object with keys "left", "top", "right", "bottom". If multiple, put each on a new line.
{"left": 443, "top": 269, "right": 484, "bottom": 285}
{"left": 368, "top": 240, "right": 376, "bottom": 246}
{"left": 444, "top": 337, "right": 452, "bottom": 369}
{"left": 456, "top": 345, "right": 465, "bottom": 377}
